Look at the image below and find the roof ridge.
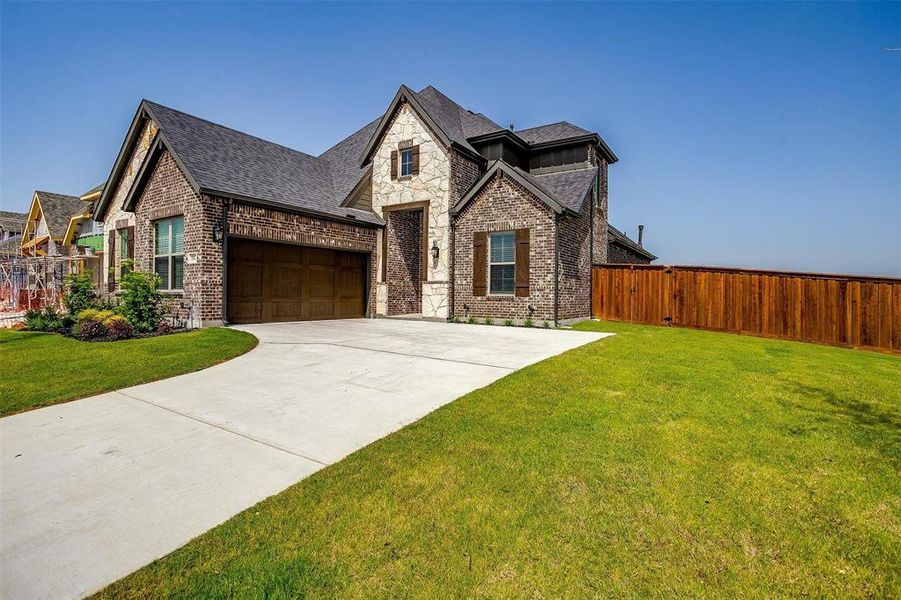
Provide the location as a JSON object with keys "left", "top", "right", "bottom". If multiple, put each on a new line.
{"left": 318, "top": 116, "right": 382, "bottom": 159}
{"left": 35, "top": 190, "right": 82, "bottom": 199}
{"left": 143, "top": 99, "right": 321, "bottom": 162}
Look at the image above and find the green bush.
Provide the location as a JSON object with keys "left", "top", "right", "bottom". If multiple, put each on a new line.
{"left": 484, "top": 317, "right": 493, "bottom": 326}
{"left": 503, "top": 319, "right": 514, "bottom": 327}
{"left": 62, "top": 270, "right": 98, "bottom": 316}
{"left": 24, "top": 306, "right": 64, "bottom": 332}
{"left": 466, "top": 315, "right": 476, "bottom": 325}
{"left": 524, "top": 318, "right": 534, "bottom": 328}
{"left": 542, "top": 320, "right": 551, "bottom": 329}
{"left": 119, "top": 270, "right": 165, "bottom": 332}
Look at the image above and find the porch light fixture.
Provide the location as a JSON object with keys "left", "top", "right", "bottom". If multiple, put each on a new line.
{"left": 212, "top": 223, "right": 224, "bottom": 243}
{"left": 430, "top": 240, "right": 439, "bottom": 260}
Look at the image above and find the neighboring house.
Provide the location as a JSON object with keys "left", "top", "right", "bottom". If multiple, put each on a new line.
{"left": 20, "top": 191, "right": 89, "bottom": 256}
{"left": 94, "top": 84, "right": 655, "bottom": 326}
{"left": 0, "top": 211, "right": 27, "bottom": 244}
{"left": 608, "top": 224, "right": 656, "bottom": 264}
{"left": 62, "top": 184, "right": 106, "bottom": 253}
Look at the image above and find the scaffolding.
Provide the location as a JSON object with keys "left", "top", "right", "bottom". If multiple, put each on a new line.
{"left": 0, "top": 242, "right": 102, "bottom": 326}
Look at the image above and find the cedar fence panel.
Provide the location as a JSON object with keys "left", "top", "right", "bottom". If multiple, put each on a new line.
{"left": 591, "top": 264, "right": 901, "bottom": 352}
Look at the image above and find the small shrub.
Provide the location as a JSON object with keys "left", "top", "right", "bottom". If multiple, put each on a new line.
{"left": 524, "top": 318, "right": 534, "bottom": 328}
{"left": 24, "top": 306, "right": 63, "bottom": 332}
{"left": 62, "top": 270, "right": 98, "bottom": 316}
{"left": 503, "top": 319, "right": 514, "bottom": 327}
{"left": 119, "top": 270, "right": 164, "bottom": 332}
{"left": 543, "top": 320, "right": 551, "bottom": 329}
{"left": 466, "top": 315, "right": 476, "bottom": 325}
{"left": 104, "top": 315, "right": 134, "bottom": 341}
{"left": 450, "top": 316, "right": 460, "bottom": 324}
{"left": 484, "top": 317, "right": 493, "bottom": 326}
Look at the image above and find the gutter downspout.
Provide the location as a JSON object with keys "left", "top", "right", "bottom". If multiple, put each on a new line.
{"left": 221, "top": 198, "right": 230, "bottom": 325}
{"left": 554, "top": 214, "right": 560, "bottom": 327}
{"left": 449, "top": 216, "right": 455, "bottom": 320}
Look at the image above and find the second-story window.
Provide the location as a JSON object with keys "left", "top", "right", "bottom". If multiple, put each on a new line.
{"left": 400, "top": 148, "right": 414, "bottom": 177}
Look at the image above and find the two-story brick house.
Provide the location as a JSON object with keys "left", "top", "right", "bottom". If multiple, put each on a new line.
{"left": 93, "top": 84, "right": 653, "bottom": 327}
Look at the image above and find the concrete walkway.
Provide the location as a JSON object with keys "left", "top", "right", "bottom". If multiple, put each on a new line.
{"left": 1, "top": 319, "right": 609, "bottom": 599}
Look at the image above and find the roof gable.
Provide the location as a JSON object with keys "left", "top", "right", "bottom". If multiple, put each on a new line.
{"left": 360, "top": 85, "right": 501, "bottom": 166}
{"left": 30, "top": 191, "right": 86, "bottom": 240}
{"left": 451, "top": 160, "right": 579, "bottom": 217}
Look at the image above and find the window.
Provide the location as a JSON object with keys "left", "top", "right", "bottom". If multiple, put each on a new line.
{"left": 119, "top": 228, "right": 131, "bottom": 275}
{"left": 400, "top": 148, "right": 414, "bottom": 176}
{"left": 489, "top": 231, "right": 515, "bottom": 294}
{"left": 154, "top": 216, "right": 184, "bottom": 290}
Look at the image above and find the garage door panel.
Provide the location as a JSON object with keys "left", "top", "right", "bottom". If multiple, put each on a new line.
{"left": 269, "top": 264, "right": 303, "bottom": 299}
{"left": 227, "top": 239, "right": 366, "bottom": 324}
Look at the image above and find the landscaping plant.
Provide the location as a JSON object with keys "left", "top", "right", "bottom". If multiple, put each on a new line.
{"left": 118, "top": 268, "right": 165, "bottom": 333}
{"left": 484, "top": 317, "right": 493, "bottom": 326}
{"left": 62, "top": 270, "right": 98, "bottom": 316}
{"left": 524, "top": 318, "right": 533, "bottom": 327}
{"left": 23, "top": 306, "right": 64, "bottom": 332}
{"left": 503, "top": 319, "right": 513, "bottom": 327}
{"left": 466, "top": 315, "right": 476, "bottom": 324}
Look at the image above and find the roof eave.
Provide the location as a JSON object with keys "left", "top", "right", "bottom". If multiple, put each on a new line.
{"left": 96, "top": 102, "right": 153, "bottom": 220}
{"left": 200, "top": 187, "right": 384, "bottom": 228}
{"left": 467, "top": 129, "right": 529, "bottom": 151}
{"left": 530, "top": 133, "right": 618, "bottom": 164}
{"left": 451, "top": 160, "right": 570, "bottom": 217}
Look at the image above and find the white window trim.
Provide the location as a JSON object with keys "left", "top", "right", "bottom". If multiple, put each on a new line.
{"left": 400, "top": 148, "right": 414, "bottom": 177}
{"left": 488, "top": 231, "right": 515, "bottom": 296}
{"left": 154, "top": 217, "right": 184, "bottom": 291}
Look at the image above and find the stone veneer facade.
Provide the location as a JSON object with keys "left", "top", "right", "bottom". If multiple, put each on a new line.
{"left": 101, "top": 119, "right": 158, "bottom": 288}
{"left": 370, "top": 102, "right": 452, "bottom": 318}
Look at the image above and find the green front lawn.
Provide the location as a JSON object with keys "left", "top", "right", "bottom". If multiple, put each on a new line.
{"left": 99, "top": 321, "right": 900, "bottom": 598}
{"left": 0, "top": 328, "right": 257, "bottom": 417}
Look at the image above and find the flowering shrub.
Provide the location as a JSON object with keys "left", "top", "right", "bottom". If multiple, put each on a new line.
{"left": 104, "top": 315, "right": 135, "bottom": 341}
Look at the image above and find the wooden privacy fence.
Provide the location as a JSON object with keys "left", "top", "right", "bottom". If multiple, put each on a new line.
{"left": 591, "top": 264, "right": 901, "bottom": 352}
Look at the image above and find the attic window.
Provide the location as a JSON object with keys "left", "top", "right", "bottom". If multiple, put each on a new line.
{"left": 400, "top": 149, "right": 414, "bottom": 176}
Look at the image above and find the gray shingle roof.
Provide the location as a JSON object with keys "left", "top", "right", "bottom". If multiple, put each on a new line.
{"left": 318, "top": 117, "right": 380, "bottom": 207}
{"left": 143, "top": 101, "right": 382, "bottom": 225}
{"left": 35, "top": 192, "right": 87, "bottom": 239}
{"left": 0, "top": 211, "right": 27, "bottom": 234}
{"left": 414, "top": 86, "right": 504, "bottom": 153}
{"left": 514, "top": 121, "right": 592, "bottom": 145}
{"left": 532, "top": 167, "right": 598, "bottom": 212}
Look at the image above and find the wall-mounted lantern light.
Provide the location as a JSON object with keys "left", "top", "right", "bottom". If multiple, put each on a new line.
{"left": 212, "top": 223, "right": 224, "bottom": 244}
{"left": 430, "top": 240, "right": 440, "bottom": 260}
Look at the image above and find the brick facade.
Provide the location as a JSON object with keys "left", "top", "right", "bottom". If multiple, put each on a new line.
{"left": 608, "top": 241, "right": 653, "bottom": 265}
{"left": 133, "top": 151, "right": 379, "bottom": 325}
{"left": 592, "top": 159, "right": 609, "bottom": 265}
{"left": 556, "top": 193, "right": 592, "bottom": 321}
{"left": 453, "top": 174, "right": 557, "bottom": 322}
{"left": 133, "top": 151, "right": 221, "bottom": 325}
{"left": 385, "top": 209, "right": 422, "bottom": 315}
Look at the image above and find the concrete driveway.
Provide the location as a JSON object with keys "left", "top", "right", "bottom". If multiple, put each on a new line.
{"left": 1, "top": 319, "right": 609, "bottom": 599}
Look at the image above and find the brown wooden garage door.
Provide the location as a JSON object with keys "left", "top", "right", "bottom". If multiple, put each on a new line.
{"left": 227, "top": 239, "right": 366, "bottom": 324}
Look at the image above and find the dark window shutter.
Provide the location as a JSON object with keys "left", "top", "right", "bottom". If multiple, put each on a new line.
{"left": 473, "top": 231, "right": 487, "bottom": 296}
{"left": 390, "top": 150, "right": 398, "bottom": 180}
{"left": 515, "top": 228, "right": 530, "bottom": 297}
{"left": 126, "top": 225, "right": 135, "bottom": 259}
{"left": 107, "top": 230, "right": 116, "bottom": 291}
{"left": 411, "top": 145, "right": 420, "bottom": 175}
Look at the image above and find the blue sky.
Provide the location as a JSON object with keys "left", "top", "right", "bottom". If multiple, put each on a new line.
{"left": 1, "top": 2, "right": 898, "bottom": 275}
